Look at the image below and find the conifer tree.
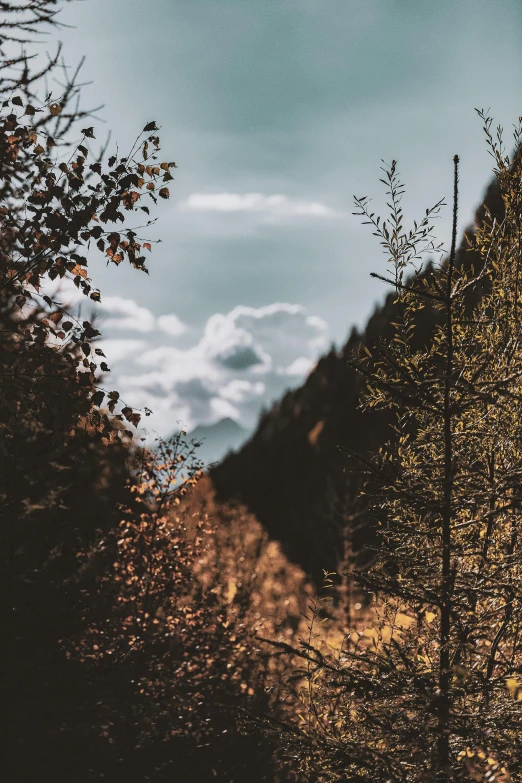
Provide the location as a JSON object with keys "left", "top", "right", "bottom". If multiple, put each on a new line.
{"left": 268, "top": 114, "right": 522, "bottom": 783}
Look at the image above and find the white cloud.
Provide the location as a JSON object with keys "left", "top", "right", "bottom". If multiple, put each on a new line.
{"left": 100, "top": 298, "right": 187, "bottom": 338}
{"left": 179, "top": 192, "right": 338, "bottom": 219}
{"left": 101, "top": 296, "right": 156, "bottom": 333}
{"left": 279, "top": 356, "right": 315, "bottom": 376}
{"left": 115, "top": 301, "right": 329, "bottom": 433}
{"left": 157, "top": 313, "right": 187, "bottom": 337}
{"left": 219, "top": 379, "right": 266, "bottom": 403}
{"left": 200, "top": 312, "right": 271, "bottom": 371}
{"left": 210, "top": 396, "right": 239, "bottom": 421}
{"left": 228, "top": 303, "right": 329, "bottom": 368}
{"left": 52, "top": 283, "right": 85, "bottom": 307}
{"left": 230, "top": 302, "right": 304, "bottom": 320}
{"left": 99, "top": 338, "right": 147, "bottom": 363}
{"left": 306, "top": 314, "right": 328, "bottom": 331}
{"left": 43, "top": 279, "right": 187, "bottom": 341}
{"left": 41, "top": 281, "right": 330, "bottom": 437}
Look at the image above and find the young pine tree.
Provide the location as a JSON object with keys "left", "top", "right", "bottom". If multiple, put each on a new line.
{"left": 269, "top": 114, "right": 522, "bottom": 783}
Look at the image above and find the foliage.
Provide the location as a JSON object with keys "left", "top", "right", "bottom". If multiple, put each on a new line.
{"left": 12, "top": 6, "right": 522, "bottom": 783}
{"left": 266, "top": 116, "right": 522, "bottom": 782}
{"left": 62, "top": 442, "right": 311, "bottom": 781}
{"left": 0, "top": 10, "right": 312, "bottom": 783}
{"left": 0, "top": 9, "right": 313, "bottom": 782}
{"left": 0, "top": 3, "right": 180, "bottom": 778}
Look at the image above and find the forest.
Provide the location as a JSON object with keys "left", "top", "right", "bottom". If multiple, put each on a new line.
{"left": 2, "top": 2, "right": 522, "bottom": 782}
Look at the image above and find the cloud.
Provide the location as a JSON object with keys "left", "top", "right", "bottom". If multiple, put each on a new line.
{"left": 279, "top": 356, "right": 315, "bottom": 376}
{"left": 199, "top": 312, "right": 270, "bottom": 371}
{"left": 179, "top": 192, "right": 338, "bottom": 219}
{"left": 157, "top": 313, "right": 186, "bottom": 337}
{"left": 101, "top": 298, "right": 186, "bottom": 337}
{"left": 43, "top": 278, "right": 330, "bottom": 436}
{"left": 102, "top": 296, "right": 156, "bottom": 333}
{"left": 98, "top": 338, "right": 147, "bottom": 363}
{"left": 114, "top": 301, "right": 329, "bottom": 434}
{"left": 174, "top": 378, "right": 236, "bottom": 424}
{"left": 219, "top": 379, "right": 266, "bottom": 404}
{"left": 43, "top": 279, "right": 187, "bottom": 340}
{"left": 228, "top": 303, "right": 328, "bottom": 368}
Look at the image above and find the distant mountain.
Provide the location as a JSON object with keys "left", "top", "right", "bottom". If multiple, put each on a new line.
{"left": 211, "top": 176, "right": 504, "bottom": 585}
{"left": 189, "top": 417, "right": 249, "bottom": 468}
{"left": 212, "top": 303, "right": 401, "bottom": 584}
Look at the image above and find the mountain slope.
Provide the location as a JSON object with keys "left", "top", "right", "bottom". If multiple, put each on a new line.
{"left": 211, "top": 176, "right": 504, "bottom": 584}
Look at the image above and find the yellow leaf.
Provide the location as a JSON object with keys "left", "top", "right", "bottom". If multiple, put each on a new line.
{"left": 506, "top": 677, "right": 520, "bottom": 697}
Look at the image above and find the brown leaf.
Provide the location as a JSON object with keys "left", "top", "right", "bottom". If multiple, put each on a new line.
{"left": 71, "top": 264, "right": 87, "bottom": 278}
{"left": 91, "top": 390, "right": 105, "bottom": 407}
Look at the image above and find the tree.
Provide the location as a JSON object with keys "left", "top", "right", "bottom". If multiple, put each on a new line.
{"left": 0, "top": 7, "right": 311, "bottom": 781}
{"left": 0, "top": 3, "right": 177, "bottom": 778}
{"left": 66, "top": 439, "right": 310, "bottom": 782}
{"left": 266, "top": 114, "right": 522, "bottom": 782}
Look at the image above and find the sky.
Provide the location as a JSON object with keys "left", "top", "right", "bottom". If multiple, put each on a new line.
{"left": 48, "top": 0, "right": 522, "bottom": 443}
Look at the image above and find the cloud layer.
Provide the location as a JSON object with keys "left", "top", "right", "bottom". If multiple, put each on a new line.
{"left": 180, "top": 192, "right": 338, "bottom": 219}
{"left": 45, "top": 280, "right": 329, "bottom": 439}
{"left": 113, "top": 300, "right": 328, "bottom": 435}
{"left": 100, "top": 296, "right": 187, "bottom": 337}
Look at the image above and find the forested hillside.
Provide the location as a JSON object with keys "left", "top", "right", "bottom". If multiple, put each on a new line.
{"left": 212, "top": 175, "right": 504, "bottom": 583}
{"left": 261, "top": 137, "right": 522, "bottom": 782}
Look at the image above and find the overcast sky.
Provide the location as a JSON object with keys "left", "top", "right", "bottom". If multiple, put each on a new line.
{"left": 51, "top": 0, "right": 522, "bottom": 438}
